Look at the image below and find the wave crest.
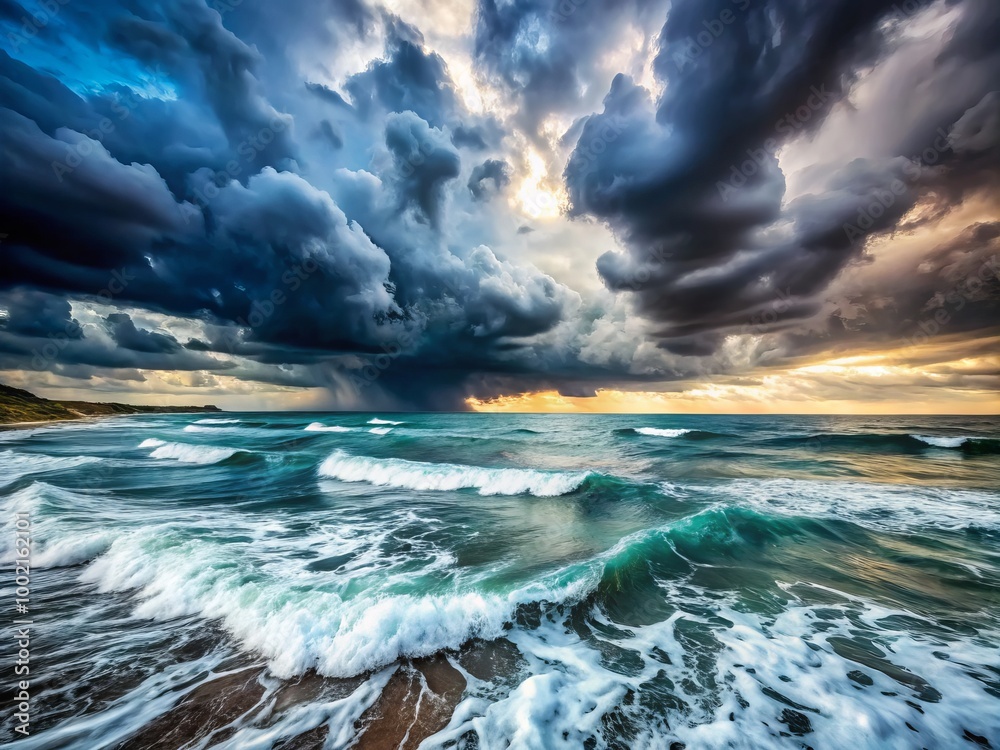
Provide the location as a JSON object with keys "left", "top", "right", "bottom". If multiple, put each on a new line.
{"left": 71, "top": 523, "right": 597, "bottom": 678}
{"left": 770, "top": 433, "right": 1000, "bottom": 454}
{"left": 140, "top": 440, "right": 239, "bottom": 464}
{"left": 0, "top": 449, "right": 101, "bottom": 486}
{"left": 634, "top": 427, "right": 692, "bottom": 438}
{"left": 304, "top": 422, "right": 353, "bottom": 432}
{"left": 318, "top": 450, "right": 590, "bottom": 496}
{"left": 616, "top": 427, "right": 725, "bottom": 440}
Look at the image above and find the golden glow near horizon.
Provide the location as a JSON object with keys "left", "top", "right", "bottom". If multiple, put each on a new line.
{"left": 467, "top": 352, "right": 1000, "bottom": 415}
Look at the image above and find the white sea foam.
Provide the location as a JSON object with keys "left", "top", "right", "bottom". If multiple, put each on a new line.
{"left": 141, "top": 440, "right": 238, "bottom": 464}
{"left": 0, "top": 449, "right": 100, "bottom": 486}
{"left": 434, "top": 584, "right": 1000, "bottom": 750}
{"left": 0, "top": 426, "right": 46, "bottom": 442}
{"left": 691, "top": 478, "right": 1000, "bottom": 532}
{"left": 634, "top": 427, "right": 692, "bottom": 438}
{"left": 74, "top": 521, "right": 595, "bottom": 679}
{"left": 0, "top": 482, "right": 115, "bottom": 566}
{"left": 368, "top": 426, "right": 392, "bottom": 435}
{"left": 912, "top": 434, "right": 970, "bottom": 448}
{"left": 318, "top": 450, "right": 590, "bottom": 496}
{"left": 194, "top": 418, "right": 243, "bottom": 425}
{"left": 35, "top": 531, "right": 115, "bottom": 568}
{"left": 183, "top": 424, "right": 239, "bottom": 433}
{"left": 367, "top": 418, "right": 403, "bottom": 425}
{"left": 304, "top": 422, "right": 353, "bottom": 432}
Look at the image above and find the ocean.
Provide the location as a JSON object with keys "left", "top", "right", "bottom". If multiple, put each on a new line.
{"left": 1, "top": 413, "right": 998, "bottom": 749}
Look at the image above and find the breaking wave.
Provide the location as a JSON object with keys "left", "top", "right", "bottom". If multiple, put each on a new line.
{"left": 139, "top": 439, "right": 241, "bottom": 464}
{"left": 304, "top": 422, "right": 353, "bottom": 432}
{"left": 318, "top": 450, "right": 591, "bottom": 496}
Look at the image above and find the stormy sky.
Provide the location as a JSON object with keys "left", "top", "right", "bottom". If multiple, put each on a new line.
{"left": 1, "top": 0, "right": 998, "bottom": 412}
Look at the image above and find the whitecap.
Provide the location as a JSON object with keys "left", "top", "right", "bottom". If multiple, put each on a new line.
{"left": 75, "top": 524, "right": 596, "bottom": 679}
{"left": 912, "top": 434, "right": 969, "bottom": 448}
{"left": 436, "top": 583, "right": 1000, "bottom": 750}
{"left": 304, "top": 422, "right": 353, "bottom": 432}
{"left": 0, "top": 449, "right": 101, "bottom": 486}
{"left": 318, "top": 450, "right": 590, "bottom": 497}
{"left": 34, "top": 531, "right": 115, "bottom": 568}
{"left": 193, "top": 418, "right": 243, "bottom": 425}
{"left": 142, "top": 440, "right": 238, "bottom": 464}
{"left": 634, "top": 427, "right": 692, "bottom": 438}
{"left": 368, "top": 418, "right": 403, "bottom": 425}
{"left": 690, "top": 477, "right": 1000, "bottom": 532}
{"left": 368, "top": 426, "right": 392, "bottom": 435}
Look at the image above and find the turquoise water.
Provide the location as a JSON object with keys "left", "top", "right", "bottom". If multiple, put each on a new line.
{"left": 1, "top": 413, "right": 999, "bottom": 748}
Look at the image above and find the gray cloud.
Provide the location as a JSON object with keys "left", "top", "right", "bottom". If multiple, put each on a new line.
{"left": 1, "top": 0, "right": 998, "bottom": 408}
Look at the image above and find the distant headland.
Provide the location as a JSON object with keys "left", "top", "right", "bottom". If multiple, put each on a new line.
{"left": 0, "top": 382, "right": 221, "bottom": 425}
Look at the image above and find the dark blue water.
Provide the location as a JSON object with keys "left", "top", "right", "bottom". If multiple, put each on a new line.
{"left": 1, "top": 413, "right": 998, "bottom": 748}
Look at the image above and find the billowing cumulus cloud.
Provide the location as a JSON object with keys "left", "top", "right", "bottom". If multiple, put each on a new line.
{"left": 567, "top": 0, "right": 1000, "bottom": 354}
{"left": 0, "top": 0, "right": 998, "bottom": 409}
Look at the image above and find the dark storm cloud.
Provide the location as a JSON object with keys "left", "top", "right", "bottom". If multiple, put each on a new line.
{"left": 0, "top": 292, "right": 228, "bottom": 374}
{"left": 0, "top": 0, "right": 24, "bottom": 23}
{"left": 0, "top": 289, "right": 82, "bottom": 339}
{"left": 474, "top": 0, "right": 667, "bottom": 135}
{"left": 384, "top": 110, "right": 461, "bottom": 225}
{"left": 2, "top": 0, "right": 998, "bottom": 408}
{"left": 105, "top": 312, "right": 181, "bottom": 354}
{"left": 316, "top": 119, "right": 344, "bottom": 150}
{"left": 105, "top": 2, "right": 297, "bottom": 170}
{"left": 468, "top": 158, "right": 510, "bottom": 200}
{"left": 0, "top": 0, "right": 579, "bottom": 408}
{"left": 451, "top": 124, "right": 489, "bottom": 150}
{"left": 784, "top": 221, "right": 1000, "bottom": 359}
{"left": 305, "top": 82, "right": 355, "bottom": 111}
{"left": 345, "top": 16, "right": 458, "bottom": 128}
{"left": 566, "top": 0, "right": 1000, "bottom": 355}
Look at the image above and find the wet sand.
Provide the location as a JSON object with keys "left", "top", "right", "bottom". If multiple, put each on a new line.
{"left": 113, "top": 639, "right": 528, "bottom": 749}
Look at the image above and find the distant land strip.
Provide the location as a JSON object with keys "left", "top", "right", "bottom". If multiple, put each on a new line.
{"left": 0, "top": 382, "right": 221, "bottom": 424}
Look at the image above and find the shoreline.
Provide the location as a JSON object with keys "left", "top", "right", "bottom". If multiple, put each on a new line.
{"left": 0, "top": 410, "right": 223, "bottom": 429}
{"left": 0, "top": 418, "right": 88, "bottom": 429}
{"left": 1, "top": 382, "right": 222, "bottom": 429}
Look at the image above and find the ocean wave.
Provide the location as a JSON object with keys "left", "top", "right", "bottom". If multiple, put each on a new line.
{"left": 139, "top": 439, "right": 240, "bottom": 464}
{"left": 683, "top": 478, "right": 1000, "bottom": 533}
{"left": 368, "top": 426, "right": 393, "bottom": 435}
{"left": 368, "top": 418, "right": 403, "bottom": 425}
{"left": 425, "top": 509, "right": 1000, "bottom": 747}
{"left": 912, "top": 434, "right": 1000, "bottom": 453}
{"left": 0, "top": 483, "right": 115, "bottom": 566}
{"left": 442, "top": 577, "right": 1000, "bottom": 750}
{"left": 0, "top": 449, "right": 101, "bottom": 486}
{"left": 193, "top": 418, "right": 243, "bottom": 425}
{"left": 636, "top": 427, "right": 692, "bottom": 438}
{"left": 912, "top": 434, "right": 969, "bottom": 448}
{"left": 304, "top": 422, "right": 354, "bottom": 432}
{"left": 73, "top": 523, "right": 597, "bottom": 679}
{"left": 318, "top": 450, "right": 591, "bottom": 496}
{"left": 36, "top": 531, "right": 115, "bottom": 568}
{"left": 768, "top": 432, "right": 1000, "bottom": 455}
{"left": 617, "top": 427, "right": 725, "bottom": 440}
{"left": 182, "top": 424, "right": 253, "bottom": 434}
